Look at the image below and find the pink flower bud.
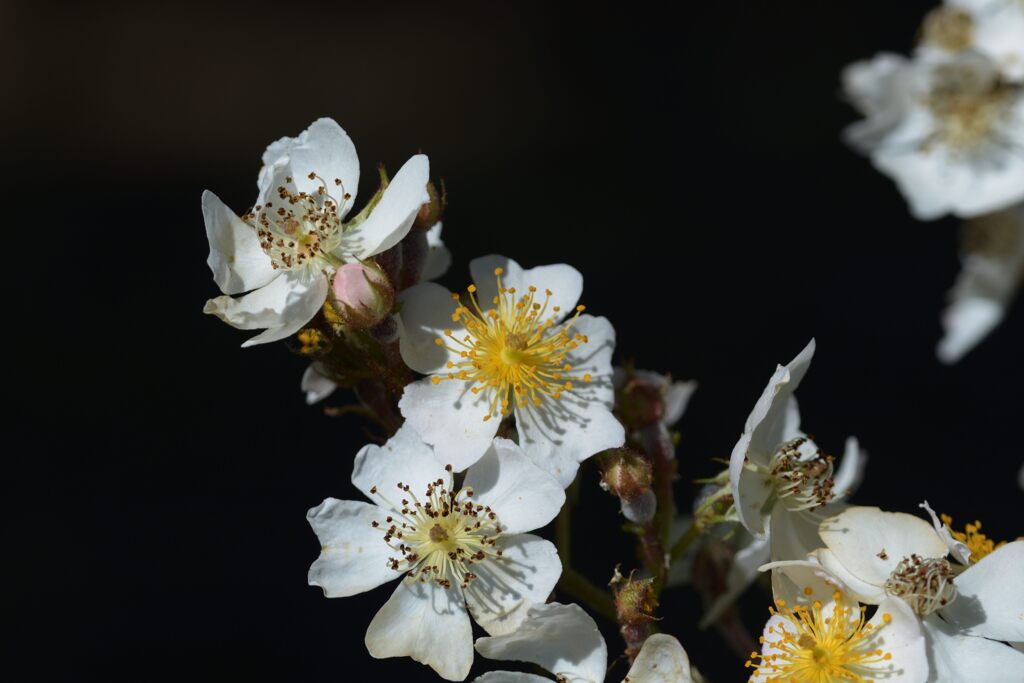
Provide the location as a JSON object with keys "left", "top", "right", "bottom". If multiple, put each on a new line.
{"left": 328, "top": 262, "right": 395, "bottom": 329}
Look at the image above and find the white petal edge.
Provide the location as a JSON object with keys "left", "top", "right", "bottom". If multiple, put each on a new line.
{"left": 941, "top": 540, "right": 1024, "bottom": 642}
{"left": 469, "top": 255, "right": 583, "bottom": 325}
{"left": 464, "top": 438, "right": 566, "bottom": 535}
{"left": 474, "top": 602, "right": 606, "bottom": 683}
{"left": 622, "top": 633, "right": 692, "bottom": 683}
{"left": 306, "top": 498, "right": 401, "bottom": 597}
{"left": 365, "top": 579, "right": 474, "bottom": 681}
{"left": 202, "top": 190, "right": 276, "bottom": 295}
{"left": 346, "top": 154, "right": 430, "bottom": 259}
{"left": 351, "top": 422, "right": 450, "bottom": 506}
{"left": 396, "top": 282, "right": 466, "bottom": 374}
{"left": 301, "top": 363, "right": 337, "bottom": 405}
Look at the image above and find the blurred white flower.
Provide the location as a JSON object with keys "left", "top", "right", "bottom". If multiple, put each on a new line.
{"left": 769, "top": 505, "right": 1024, "bottom": 680}
{"left": 843, "top": 51, "right": 1024, "bottom": 220}
{"left": 747, "top": 563, "right": 929, "bottom": 683}
{"left": 940, "top": 0, "right": 1024, "bottom": 82}
{"left": 474, "top": 602, "right": 692, "bottom": 683}
{"left": 307, "top": 426, "right": 564, "bottom": 681}
{"left": 203, "top": 117, "right": 429, "bottom": 346}
{"left": 397, "top": 255, "right": 624, "bottom": 485}
{"left": 937, "top": 202, "right": 1024, "bottom": 363}
{"left": 729, "top": 340, "right": 865, "bottom": 580}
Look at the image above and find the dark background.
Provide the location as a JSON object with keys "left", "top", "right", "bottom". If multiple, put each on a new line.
{"left": 9, "top": 1, "right": 1023, "bottom": 680}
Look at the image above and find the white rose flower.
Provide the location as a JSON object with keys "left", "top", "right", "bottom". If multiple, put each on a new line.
{"left": 842, "top": 51, "right": 1024, "bottom": 220}
{"left": 771, "top": 505, "right": 1024, "bottom": 681}
{"left": 396, "top": 254, "right": 625, "bottom": 486}
{"left": 942, "top": 0, "right": 1024, "bottom": 82}
{"left": 203, "top": 117, "right": 430, "bottom": 346}
{"left": 474, "top": 602, "right": 692, "bottom": 683}
{"left": 729, "top": 340, "right": 865, "bottom": 577}
{"left": 306, "top": 425, "right": 565, "bottom": 681}
{"left": 747, "top": 563, "right": 929, "bottom": 683}
{"left": 937, "top": 202, "right": 1024, "bottom": 363}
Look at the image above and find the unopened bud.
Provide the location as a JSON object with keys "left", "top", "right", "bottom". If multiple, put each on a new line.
{"left": 413, "top": 180, "right": 445, "bottom": 231}
{"left": 617, "top": 377, "right": 666, "bottom": 430}
{"left": 601, "top": 449, "right": 653, "bottom": 502}
{"left": 610, "top": 567, "right": 658, "bottom": 662}
{"left": 327, "top": 262, "right": 395, "bottom": 329}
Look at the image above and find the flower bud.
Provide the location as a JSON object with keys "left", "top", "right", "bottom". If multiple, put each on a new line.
{"left": 617, "top": 377, "right": 666, "bottom": 430}
{"left": 610, "top": 567, "right": 658, "bottom": 662}
{"left": 327, "top": 261, "right": 395, "bottom": 329}
{"left": 600, "top": 448, "right": 653, "bottom": 503}
{"left": 413, "top": 180, "right": 445, "bottom": 231}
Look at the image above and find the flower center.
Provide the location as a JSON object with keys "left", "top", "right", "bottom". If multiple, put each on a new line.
{"left": 369, "top": 467, "right": 503, "bottom": 589}
{"left": 765, "top": 438, "right": 836, "bottom": 512}
{"left": 745, "top": 591, "right": 894, "bottom": 683}
{"left": 243, "top": 172, "right": 351, "bottom": 271}
{"left": 924, "top": 68, "right": 1016, "bottom": 154}
{"left": 940, "top": 513, "right": 1008, "bottom": 564}
{"left": 433, "top": 268, "right": 593, "bottom": 422}
{"left": 884, "top": 554, "right": 957, "bottom": 615}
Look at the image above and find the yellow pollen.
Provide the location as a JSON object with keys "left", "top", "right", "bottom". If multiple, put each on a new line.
{"left": 940, "top": 513, "right": 1007, "bottom": 563}
{"left": 745, "top": 589, "right": 895, "bottom": 683}
{"left": 432, "top": 272, "right": 592, "bottom": 421}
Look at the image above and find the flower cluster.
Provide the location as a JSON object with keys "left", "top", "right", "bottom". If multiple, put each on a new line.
{"left": 842, "top": 0, "right": 1024, "bottom": 362}
{"left": 202, "top": 118, "right": 1021, "bottom": 682}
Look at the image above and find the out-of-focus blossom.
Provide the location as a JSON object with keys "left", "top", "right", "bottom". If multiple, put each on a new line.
{"left": 203, "top": 118, "right": 429, "bottom": 346}
{"left": 397, "top": 255, "right": 623, "bottom": 485}
{"left": 843, "top": 52, "right": 1024, "bottom": 220}
{"left": 474, "top": 602, "right": 693, "bottom": 683}
{"left": 307, "top": 426, "right": 564, "bottom": 681}
{"left": 937, "top": 203, "right": 1024, "bottom": 363}
{"left": 931, "top": 0, "right": 1024, "bottom": 82}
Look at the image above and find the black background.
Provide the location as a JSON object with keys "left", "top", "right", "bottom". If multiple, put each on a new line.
{"left": 9, "top": 1, "right": 1023, "bottom": 681}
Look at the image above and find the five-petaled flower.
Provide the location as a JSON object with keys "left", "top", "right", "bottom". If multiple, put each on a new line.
{"left": 396, "top": 254, "right": 624, "bottom": 486}
{"left": 203, "top": 117, "right": 430, "bottom": 346}
{"left": 307, "top": 425, "right": 565, "bottom": 681}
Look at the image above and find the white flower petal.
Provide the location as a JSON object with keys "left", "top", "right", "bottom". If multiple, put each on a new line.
{"left": 811, "top": 547, "right": 888, "bottom": 604}
{"left": 464, "top": 439, "right": 565, "bottom": 535}
{"left": 941, "top": 540, "right": 1024, "bottom": 642}
{"left": 259, "top": 118, "right": 360, "bottom": 216}
{"left": 423, "top": 222, "right": 452, "bottom": 281}
{"left": 396, "top": 282, "right": 466, "bottom": 374}
{"left": 399, "top": 377, "right": 500, "bottom": 472}
{"left": 469, "top": 255, "right": 583, "bottom": 324}
{"left": 513, "top": 315, "right": 623, "bottom": 487}
{"left": 841, "top": 53, "right": 920, "bottom": 152}
{"left": 819, "top": 506, "right": 949, "bottom": 587}
{"left": 346, "top": 154, "right": 430, "bottom": 259}
{"left": 623, "top": 634, "right": 692, "bottom": 683}
{"left": 474, "top": 602, "right": 606, "bottom": 683}
{"left": 918, "top": 501, "right": 972, "bottom": 565}
{"left": 473, "top": 673, "right": 549, "bottom": 683}
{"left": 351, "top": 423, "right": 450, "bottom": 506}
{"left": 202, "top": 190, "right": 276, "bottom": 295}
{"left": 663, "top": 380, "right": 697, "bottom": 427}
{"left": 365, "top": 579, "right": 474, "bottom": 681}
{"left": 937, "top": 296, "right": 1006, "bottom": 364}
{"left": 301, "top": 363, "right": 337, "bottom": 405}
{"left": 922, "top": 611, "right": 1024, "bottom": 682}
{"left": 730, "top": 458, "right": 775, "bottom": 538}
{"left": 203, "top": 270, "right": 328, "bottom": 347}
{"left": 464, "top": 535, "right": 561, "bottom": 636}
{"left": 833, "top": 436, "right": 868, "bottom": 499}
{"left": 306, "top": 498, "right": 401, "bottom": 597}
{"left": 863, "top": 597, "right": 929, "bottom": 683}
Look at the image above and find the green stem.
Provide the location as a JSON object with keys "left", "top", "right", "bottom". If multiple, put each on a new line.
{"left": 557, "top": 569, "right": 618, "bottom": 623}
{"left": 669, "top": 522, "right": 701, "bottom": 564}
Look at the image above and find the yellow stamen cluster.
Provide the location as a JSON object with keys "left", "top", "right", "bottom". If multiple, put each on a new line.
{"left": 940, "top": 513, "right": 1007, "bottom": 563}
{"left": 433, "top": 268, "right": 592, "bottom": 421}
{"left": 746, "top": 590, "right": 894, "bottom": 683}
{"left": 369, "top": 467, "right": 504, "bottom": 589}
